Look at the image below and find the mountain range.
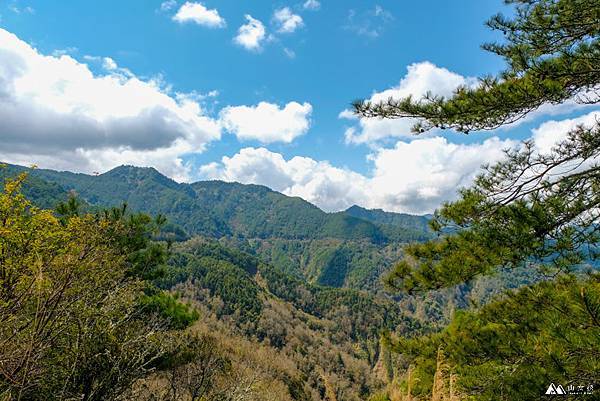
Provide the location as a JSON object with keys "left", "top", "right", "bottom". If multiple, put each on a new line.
{"left": 1, "top": 163, "right": 432, "bottom": 290}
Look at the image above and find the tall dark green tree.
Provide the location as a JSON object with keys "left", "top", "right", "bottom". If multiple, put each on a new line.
{"left": 354, "top": 0, "right": 600, "bottom": 399}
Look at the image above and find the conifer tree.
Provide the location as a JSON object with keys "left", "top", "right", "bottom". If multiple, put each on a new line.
{"left": 354, "top": 0, "right": 600, "bottom": 292}
{"left": 353, "top": 1, "right": 600, "bottom": 399}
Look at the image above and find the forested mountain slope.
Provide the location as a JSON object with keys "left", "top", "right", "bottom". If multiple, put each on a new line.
{"left": 11, "top": 164, "right": 406, "bottom": 241}
{"left": 153, "top": 237, "right": 426, "bottom": 400}
{"left": 344, "top": 205, "right": 431, "bottom": 232}
{"left": 1, "top": 163, "right": 432, "bottom": 290}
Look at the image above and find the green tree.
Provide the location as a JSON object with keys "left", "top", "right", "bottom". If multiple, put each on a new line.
{"left": 353, "top": 0, "right": 600, "bottom": 399}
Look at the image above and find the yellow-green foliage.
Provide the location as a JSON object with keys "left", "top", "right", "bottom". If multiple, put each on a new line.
{"left": 0, "top": 173, "right": 184, "bottom": 400}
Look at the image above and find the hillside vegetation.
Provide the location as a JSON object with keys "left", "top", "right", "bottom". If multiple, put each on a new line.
{"left": 0, "top": 169, "right": 433, "bottom": 400}
{"left": 0, "top": 163, "right": 432, "bottom": 292}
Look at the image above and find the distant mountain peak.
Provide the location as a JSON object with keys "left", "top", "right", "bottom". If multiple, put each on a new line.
{"left": 347, "top": 204, "right": 387, "bottom": 214}
{"left": 192, "top": 179, "right": 274, "bottom": 193}
{"left": 346, "top": 205, "right": 365, "bottom": 212}
{"left": 346, "top": 204, "right": 430, "bottom": 218}
{"left": 102, "top": 164, "right": 160, "bottom": 176}
{"left": 100, "top": 164, "right": 178, "bottom": 184}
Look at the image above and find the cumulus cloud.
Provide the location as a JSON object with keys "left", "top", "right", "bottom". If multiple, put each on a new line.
{"left": 234, "top": 15, "right": 266, "bottom": 51}
{"left": 273, "top": 7, "right": 304, "bottom": 33}
{"left": 172, "top": 2, "right": 226, "bottom": 28}
{"left": 365, "top": 137, "right": 515, "bottom": 213}
{"left": 532, "top": 110, "right": 600, "bottom": 154}
{"left": 102, "top": 56, "right": 118, "bottom": 70}
{"left": 303, "top": 0, "right": 320, "bottom": 10}
{"left": 341, "top": 61, "right": 478, "bottom": 145}
{"left": 0, "top": 28, "right": 221, "bottom": 181}
{"left": 500, "top": 98, "right": 599, "bottom": 135}
{"left": 219, "top": 101, "right": 312, "bottom": 143}
{"left": 200, "top": 136, "right": 515, "bottom": 214}
{"left": 203, "top": 109, "right": 599, "bottom": 214}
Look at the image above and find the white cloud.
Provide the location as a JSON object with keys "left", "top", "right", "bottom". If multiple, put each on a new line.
{"left": 200, "top": 147, "right": 370, "bottom": 212}
{"left": 303, "top": 0, "right": 320, "bottom": 10}
{"left": 219, "top": 101, "right": 312, "bottom": 143}
{"left": 373, "top": 5, "right": 392, "bottom": 20}
{"left": 160, "top": 0, "right": 177, "bottom": 12}
{"left": 200, "top": 137, "right": 514, "bottom": 213}
{"left": 234, "top": 15, "right": 266, "bottom": 51}
{"left": 203, "top": 109, "right": 600, "bottom": 213}
{"left": 473, "top": 110, "right": 600, "bottom": 194}
{"left": 368, "top": 61, "right": 474, "bottom": 103}
{"left": 102, "top": 57, "right": 118, "bottom": 71}
{"left": 83, "top": 55, "right": 135, "bottom": 77}
{"left": 497, "top": 95, "right": 598, "bottom": 132}
{"left": 341, "top": 62, "right": 478, "bottom": 145}
{"left": 365, "top": 137, "right": 515, "bottom": 213}
{"left": 51, "top": 47, "right": 78, "bottom": 57}
{"left": 172, "top": 2, "right": 226, "bottom": 28}
{"left": 273, "top": 7, "right": 304, "bottom": 33}
{"left": 0, "top": 28, "right": 221, "bottom": 181}
{"left": 532, "top": 110, "right": 600, "bottom": 154}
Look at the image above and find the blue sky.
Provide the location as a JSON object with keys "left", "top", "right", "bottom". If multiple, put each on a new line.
{"left": 0, "top": 0, "right": 597, "bottom": 213}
